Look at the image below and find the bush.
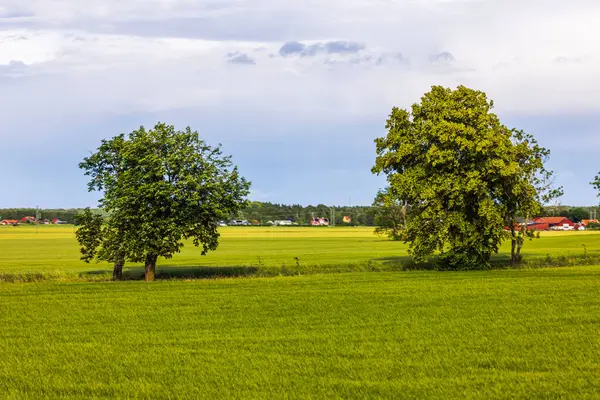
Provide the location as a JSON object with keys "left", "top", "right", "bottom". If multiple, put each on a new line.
{"left": 587, "top": 222, "right": 600, "bottom": 230}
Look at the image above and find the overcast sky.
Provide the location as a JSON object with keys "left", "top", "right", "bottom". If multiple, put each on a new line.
{"left": 1, "top": 0, "right": 599, "bottom": 208}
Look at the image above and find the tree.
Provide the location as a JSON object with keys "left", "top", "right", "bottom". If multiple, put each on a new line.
{"left": 372, "top": 188, "right": 408, "bottom": 240}
{"left": 566, "top": 207, "right": 590, "bottom": 223}
{"left": 78, "top": 123, "right": 250, "bottom": 281}
{"left": 499, "top": 130, "right": 562, "bottom": 265}
{"left": 593, "top": 173, "right": 600, "bottom": 202}
{"left": 373, "top": 85, "right": 558, "bottom": 269}
{"left": 75, "top": 209, "right": 127, "bottom": 280}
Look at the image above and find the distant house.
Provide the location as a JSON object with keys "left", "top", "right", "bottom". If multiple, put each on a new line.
{"left": 532, "top": 217, "right": 575, "bottom": 231}
{"left": 528, "top": 223, "right": 549, "bottom": 231}
{"left": 582, "top": 219, "right": 599, "bottom": 227}
{"left": 52, "top": 218, "right": 68, "bottom": 225}
{"left": 274, "top": 220, "right": 293, "bottom": 226}
{"left": 311, "top": 217, "right": 329, "bottom": 226}
{"left": 1, "top": 220, "right": 19, "bottom": 226}
{"left": 20, "top": 216, "right": 36, "bottom": 224}
{"left": 229, "top": 220, "right": 250, "bottom": 226}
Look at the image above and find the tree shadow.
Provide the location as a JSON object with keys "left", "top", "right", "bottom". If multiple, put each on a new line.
{"left": 82, "top": 265, "right": 261, "bottom": 281}
{"left": 375, "top": 254, "right": 528, "bottom": 271}
{"left": 373, "top": 256, "right": 437, "bottom": 270}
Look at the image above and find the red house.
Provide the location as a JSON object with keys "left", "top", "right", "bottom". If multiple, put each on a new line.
{"left": 532, "top": 217, "right": 575, "bottom": 230}
{"left": 20, "top": 216, "right": 36, "bottom": 224}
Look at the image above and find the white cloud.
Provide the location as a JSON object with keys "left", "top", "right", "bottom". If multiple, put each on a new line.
{"left": 1, "top": 0, "right": 600, "bottom": 137}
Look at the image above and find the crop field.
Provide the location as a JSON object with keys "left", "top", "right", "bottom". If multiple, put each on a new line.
{"left": 1, "top": 226, "right": 600, "bottom": 398}
{"left": 1, "top": 225, "right": 600, "bottom": 277}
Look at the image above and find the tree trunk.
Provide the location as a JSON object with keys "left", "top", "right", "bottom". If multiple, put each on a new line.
{"left": 145, "top": 253, "right": 158, "bottom": 282}
{"left": 510, "top": 225, "right": 517, "bottom": 266}
{"left": 112, "top": 255, "right": 124, "bottom": 280}
{"left": 516, "top": 239, "right": 524, "bottom": 264}
{"left": 515, "top": 222, "right": 527, "bottom": 265}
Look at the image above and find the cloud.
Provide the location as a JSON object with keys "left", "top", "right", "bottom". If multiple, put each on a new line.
{"left": 1, "top": 1, "right": 600, "bottom": 133}
{"left": 429, "top": 51, "right": 455, "bottom": 63}
{"left": 279, "top": 41, "right": 306, "bottom": 56}
{"left": 0, "top": 10, "right": 35, "bottom": 19}
{"left": 279, "top": 40, "right": 365, "bottom": 57}
{"left": 226, "top": 51, "right": 256, "bottom": 65}
{"left": 375, "top": 52, "right": 409, "bottom": 66}
{"left": 0, "top": 60, "right": 27, "bottom": 76}
{"left": 1, "top": 0, "right": 600, "bottom": 205}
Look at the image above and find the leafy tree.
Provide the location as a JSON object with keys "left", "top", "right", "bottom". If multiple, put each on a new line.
{"left": 593, "top": 173, "right": 600, "bottom": 202}
{"left": 566, "top": 207, "right": 590, "bottom": 223}
{"left": 373, "top": 85, "right": 558, "bottom": 269}
{"left": 75, "top": 209, "right": 126, "bottom": 280}
{"left": 372, "top": 188, "right": 408, "bottom": 240}
{"left": 79, "top": 123, "right": 250, "bottom": 281}
{"left": 499, "top": 130, "right": 562, "bottom": 265}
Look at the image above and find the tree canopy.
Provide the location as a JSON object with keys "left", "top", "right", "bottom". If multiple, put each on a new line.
{"left": 77, "top": 123, "right": 250, "bottom": 281}
{"left": 593, "top": 173, "right": 600, "bottom": 203}
{"left": 566, "top": 207, "right": 590, "bottom": 223}
{"left": 372, "top": 188, "right": 408, "bottom": 241}
{"left": 372, "top": 85, "right": 558, "bottom": 269}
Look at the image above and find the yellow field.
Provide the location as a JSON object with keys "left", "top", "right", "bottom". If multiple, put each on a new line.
{"left": 1, "top": 225, "right": 599, "bottom": 276}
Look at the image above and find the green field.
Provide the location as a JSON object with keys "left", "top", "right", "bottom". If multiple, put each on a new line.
{"left": 2, "top": 269, "right": 600, "bottom": 398}
{"left": 1, "top": 225, "right": 600, "bottom": 278}
{"left": 2, "top": 226, "right": 600, "bottom": 398}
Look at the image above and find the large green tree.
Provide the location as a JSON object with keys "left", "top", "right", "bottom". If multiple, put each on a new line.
{"left": 373, "top": 85, "right": 558, "bottom": 269}
{"left": 593, "top": 173, "right": 600, "bottom": 201}
{"left": 78, "top": 123, "right": 250, "bottom": 281}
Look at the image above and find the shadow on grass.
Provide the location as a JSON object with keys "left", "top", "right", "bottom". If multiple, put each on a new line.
{"left": 79, "top": 266, "right": 262, "bottom": 281}
{"left": 3, "top": 252, "right": 600, "bottom": 284}
{"left": 136, "top": 266, "right": 260, "bottom": 280}
{"left": 375, "top": 252, "right": 600, "bottom": 271}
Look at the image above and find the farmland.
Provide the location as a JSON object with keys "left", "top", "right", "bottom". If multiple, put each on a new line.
{"left": 2, "top": 226, "right": 600, "bottom": 398}
{"left": 1, "top": 225, "right": 600, "bottom": 278}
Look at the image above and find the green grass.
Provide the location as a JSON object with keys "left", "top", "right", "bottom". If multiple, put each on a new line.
{"left": 2, "top": 269, "right": 600, "bottom": 398}
{"left": 1, "top": 225, "right": 600, "bottom": 279}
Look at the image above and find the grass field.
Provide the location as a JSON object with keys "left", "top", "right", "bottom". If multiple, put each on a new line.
{"left": 2, "top": 269, "right": 600, "bottom": 398}
{"left": 2, "top": 225, "right": 600, "bottom": 398}
{"left": 1, "top": 225, "right": 600, "bottom": 278}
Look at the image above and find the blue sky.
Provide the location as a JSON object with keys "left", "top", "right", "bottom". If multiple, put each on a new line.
{"left": 0, "top": 0, "right": 599, "bottom": 208}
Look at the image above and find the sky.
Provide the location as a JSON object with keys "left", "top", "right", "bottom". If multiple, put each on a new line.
{"left": 0, "top": 0, "right": 599, "bottom": 208}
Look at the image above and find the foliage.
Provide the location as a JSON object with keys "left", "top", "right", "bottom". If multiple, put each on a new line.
{"left": 373, "top": 85, "right": 559, "bottom": 269}
{"left": 593, "top": 173, "right": 600, "bottom": 202}
{"left": 566, "top": 207, "right": 590, "bottom": 223}
{"left": 74, "top": 208, "right": 126, "bottom": 279}
{"left": 372, "top": 188, "right": 408, "bottom": 240}
{"left": 587, "top": 222, "right": 600, "bottom": 231}
{"left": 78, "top": 122, "right": 250, "bottom": 281}
{"left": 0, "top": 208, "right": 83, "bottom": 223}
{"left": 499, "top": 129, "right": 562, "bottom": 265}
{"left": 239, "top": 202, "right": 375, "bottom": 226}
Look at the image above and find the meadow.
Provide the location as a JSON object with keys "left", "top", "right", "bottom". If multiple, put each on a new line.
{"left": 2, "top": 226, "right": 600, "bottom": 398}
{"left": 1, "top": 225, "right": 600, "bottom": 278}
{"left": 2, "top": 269, "right": 600, "bottom": 398}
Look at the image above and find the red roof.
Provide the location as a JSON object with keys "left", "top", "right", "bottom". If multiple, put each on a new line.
{"left": 534, "top": 217, "right": 573, "bottom": 225}
{"left": 529, "top": 223, "right": 549, "bottom": 231}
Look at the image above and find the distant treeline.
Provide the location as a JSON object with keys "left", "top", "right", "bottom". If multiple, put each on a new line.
{"left": 240, "top": 202, "right": 376, "bottom": 226}
{"left": 0, "top": 209, "right": 87, "bottom": 224}
{"left": 1, "top": 203, "right": 598, "bottom": 226}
